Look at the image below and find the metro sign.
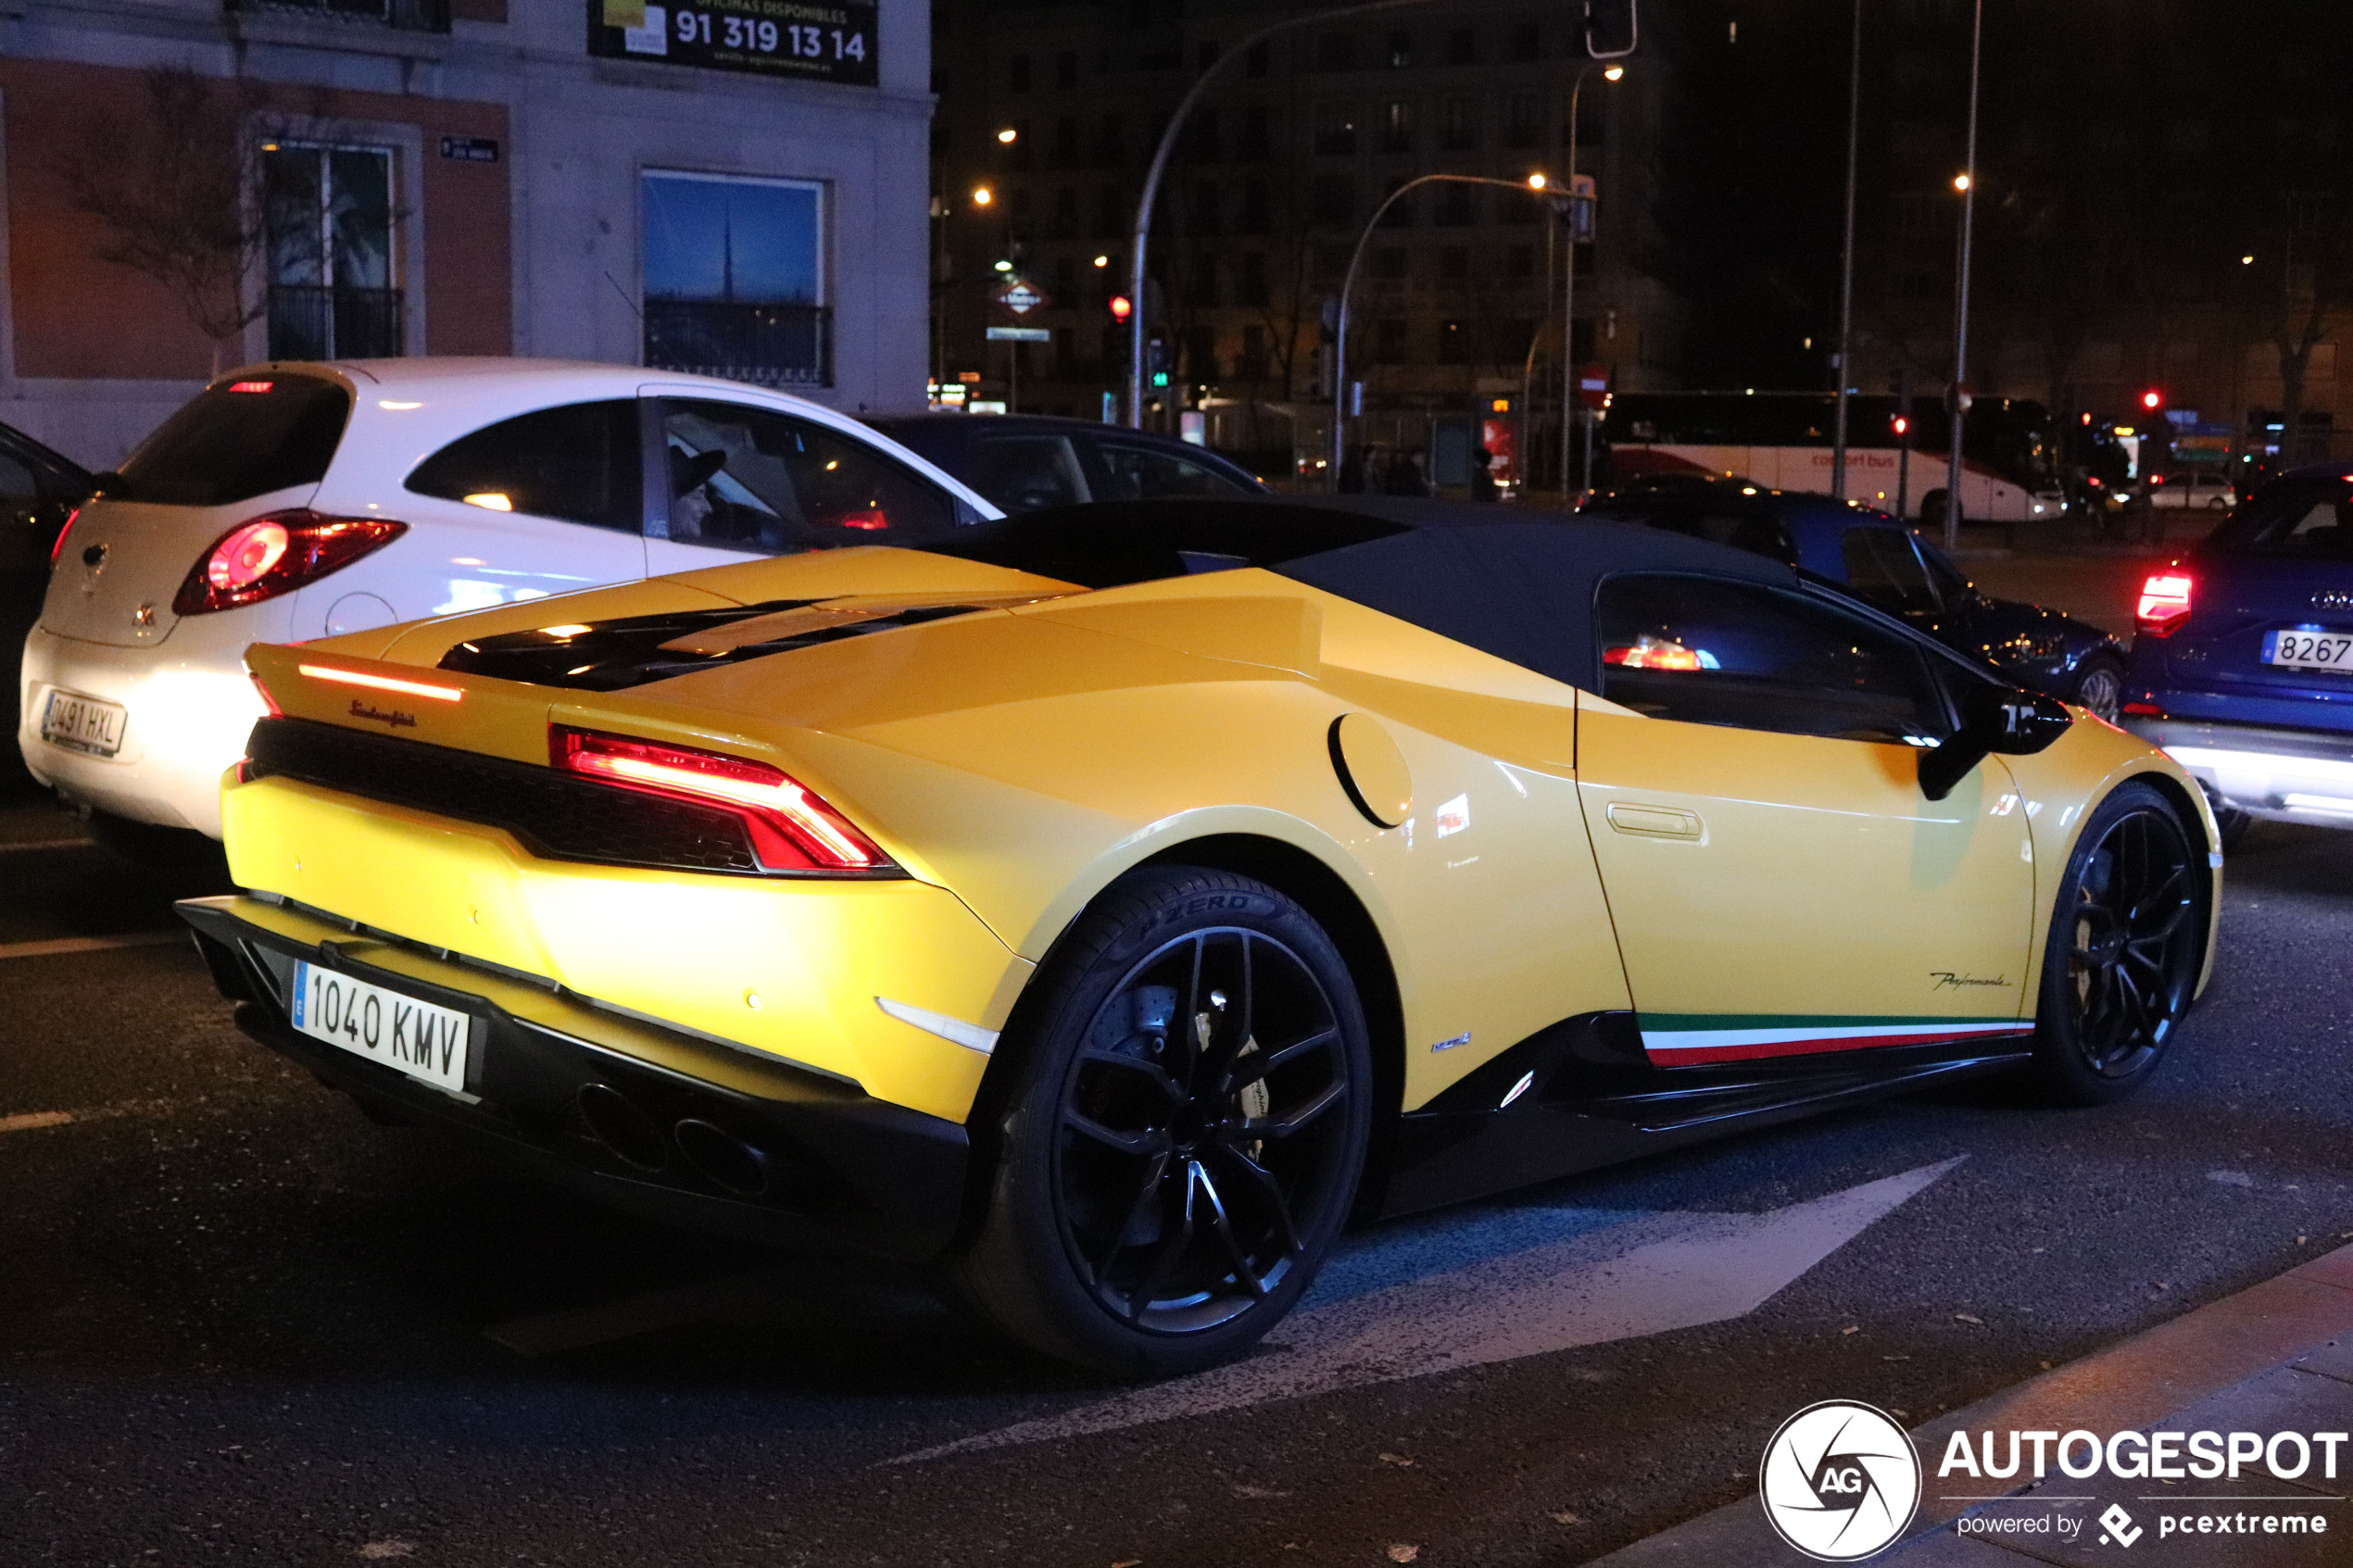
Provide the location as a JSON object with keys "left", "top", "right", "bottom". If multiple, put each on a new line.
{"left": 993, "top": 277, "right": 1051, "bottom": 317}
{"left": 1578, "top": 362, "right": 1611, "bottom": 409}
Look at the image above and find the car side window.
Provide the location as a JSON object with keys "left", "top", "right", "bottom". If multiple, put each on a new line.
{"left": 1841, "top": 526, "right": 1938, "bottom": 615}
{"left": 965, "top": 434, "right": 1091, "bottom": 514}
{"left": 1093, "top": 437, "right": 1255, "bottom": 501}
{"left": 1595, "top": 573, "right": 1951, "bottom": 745}
{"left": 0, "top": 446, "right": 37, "bottom": 505}
{"left": 1913, "top": 536, "right": 1974, "bottom": 607}
{"left": 658, "top": 400, "right": 958, "bottom": 553}
{"left": 406, "top": 401, "right": 644, "bottom": 532}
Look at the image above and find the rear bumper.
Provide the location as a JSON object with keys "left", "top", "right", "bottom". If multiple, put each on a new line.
{"left": 2123, "top": 717, "right": 2353, "bottom": 826}
{"left": 177, "top": 894, "right": 971, "bottom": 1261}
{"left": 19, "top": 621, "right": 272, "bottom": 835}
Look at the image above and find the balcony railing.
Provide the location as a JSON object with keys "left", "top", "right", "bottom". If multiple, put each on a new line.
{"left": 267, "top": 285, "right": 405, "bottom": 360}
{"left": 643, "top": 300, "right": 833, "bottom": 390}
{"left": 227, "top": 0, "right": 449, "bottom": 31}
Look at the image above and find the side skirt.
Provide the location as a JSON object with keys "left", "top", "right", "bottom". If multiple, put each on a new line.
{"left": 1378, "top": 1011, "right": 2032, "bottom": 1216}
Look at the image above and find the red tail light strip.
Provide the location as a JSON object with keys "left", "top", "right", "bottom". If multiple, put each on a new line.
{"left": 550, "top": 726, "right": 892, "bottom": 873}
{"left": 297, "top": 664, "right": 465, "bottom": 703}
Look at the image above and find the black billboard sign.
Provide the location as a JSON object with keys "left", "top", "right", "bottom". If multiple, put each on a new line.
{"left": 588, "top": 0, "right": 878, "bottom": 87}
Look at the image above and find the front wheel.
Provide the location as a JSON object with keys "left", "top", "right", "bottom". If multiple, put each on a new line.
{"left": 949, "top": 867, "right": 1374, "bottom": 1377}
{"left": 2026, "top": 783, "right": 2205, "bottom": 1105}
{"left": 2070, "top": 654, "right": 2125, "bottom": 723}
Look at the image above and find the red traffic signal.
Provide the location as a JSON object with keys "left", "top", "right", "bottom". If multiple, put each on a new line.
{"left": 1108, "top": 295, "right": 1133, "bottom": 322}
{"left": 2140, "top": 388, "right": 2164, "bottom": 412}
{"left": 1891, "top": 416, "right": 1909, "bottom": 437}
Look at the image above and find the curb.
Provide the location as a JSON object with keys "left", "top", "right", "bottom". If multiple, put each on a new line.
{"left": 1580, "top": 1242, "right": 2353, "bottom": 1566}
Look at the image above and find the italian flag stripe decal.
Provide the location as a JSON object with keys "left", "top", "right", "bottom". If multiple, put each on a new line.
{"left": 1639, "top": 1015, "right": 2034, "bottom": 1066}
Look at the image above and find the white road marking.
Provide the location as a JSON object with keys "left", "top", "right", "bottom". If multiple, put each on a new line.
{"left": 0, "top": 932, "right": 186, "bottom": 961}
{"left": 0, "top": 837, "right": 95, "bottom": 853}
{"left": 483, "top": 1265, "right": 805, "bottom": 1357}
{"left": 892, "top": 1157, "right": 1965, "bottom": 1462}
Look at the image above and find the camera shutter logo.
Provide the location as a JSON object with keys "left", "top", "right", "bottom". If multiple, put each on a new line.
{"left": 1760, "top": 1400, "right": 1922, "bottom": 1561}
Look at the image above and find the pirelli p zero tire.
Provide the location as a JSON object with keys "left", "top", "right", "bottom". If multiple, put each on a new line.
{"left": 2027, "top": 782, "right": 2206, "bottom": 1107}
{"left": 949, "top": 867, "right": 1374, "bottom": 1379}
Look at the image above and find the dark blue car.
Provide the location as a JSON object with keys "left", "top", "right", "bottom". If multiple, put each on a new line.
{"left": 1579, "top": 475, "right": 2129, "bottom": 718}
{"left": 2122, "top": 461, "right": 2353, "bottom": 845}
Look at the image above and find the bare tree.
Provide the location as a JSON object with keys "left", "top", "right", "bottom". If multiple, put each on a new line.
{"left": 55, "top": 67, "right": 274, "bottom": 375}
{"left": 2257, "top": 194, "right": 2353, "bottom": 462}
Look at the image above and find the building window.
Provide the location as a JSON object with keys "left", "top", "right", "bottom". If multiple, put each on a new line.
{"left": 1238, "top": 251, "right": 1267, "bottom": 307}
{"left": 1371, "top": 246, "right": 1408, "bottom": 280}
{"left": 1505, "top": 243, "right": 1536, "bottom": 277}
{"left": 1310, "top": 176, "right": 1355, "bottom": 227}
{"left": 1378, "top": 101, "right": 1415, "bottom": 154}
{"left": 1314, "top": 104, "right": 1358, "bottom": 156}
{"left": 1510, "top": 21, "right": 1541, "bottom": 59}
{"left": 1440, "top": 98, "right": 1478, "bottom": 151}
{"left": 1239, "top": 179, "right": 1269, "bottom": 234}
{"left": 1010, "top": 54, "right": 1032, "bottom": 92}
{"left": 1191, "top": 182, "right": 1222, "bottom": 236}
{"left": 1191, "top": 107, "right": 1223, "bottom": 162}
{"left": 1438, "top": 245, "right": 1469, "bottom": 279}
{"left": 1374, "top": 318, "right": 1407, "bottom": 364}
{"left": 1051, "top": 186, "right": 1078, "bottom": 239}
{"left": 1386, "top": 30, "right": 1413, "bottom": 68}
{"left": 1246, "top": 41, "right": 1269, "bottom": 78}
{"left": 1377, "top": 175, "right": 1415, "bottom": 227}
{"left": 1503, "top": 94, "right": 1541, "bottom": 148}
{"left": 228, "top": 0, "right": 447, "bottom": 33}
{"left": 641, "top": 171, "right": 829, "bottom": 387}
{"left": 1239, "top": 105, "right": 1272, "bottom": 162}
{"left": 1438, "top": 320, "right": 1473, "bottom": 363}
{"left": 1096, "top": 185, "right": 1127, "bottom": 236}
{"left": 1239, "top": 323, "right": 1268, "bottom": 378}
{"left": 1446, "top": 26, "right": 1476, "bottom": 66}
{"left": 1315, "top": 32, "right": 1355, "bottom": 71}
{"left": 1096, "top": 114, "right": 1126, "bottom": 167}
{"left": 1435, "top": 182, "right": 1476, "bottom": 227}
{"left": 1052, "top": 117, "right": 1081, "bottom": 168}
{"left": 1055, "top": 50, "right": 1078, "bottom": 89}
{"left": 263, "top": 143, "right": 402, "bottom": 360}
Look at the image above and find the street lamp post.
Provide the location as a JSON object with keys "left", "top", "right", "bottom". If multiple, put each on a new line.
{"left": 1945, "top": 0, "right": 1984, "bottom": 551}
{"left": 1331, "top": 174, "right": 1564, "bottom": 485}
{"left": 1559, "top": 62, "right": 1621, "bottom": 501}
{"left": 1830, "top": 0, "right": 1862, "bottom": 500}
{"left": 1125, "top": 0, "right": 1444, "bottom": 433}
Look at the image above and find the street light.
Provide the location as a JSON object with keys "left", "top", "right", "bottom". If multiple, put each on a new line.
{"left": 1124, "top": 0, "right": 1492, "bottom": 432}
{"left": 1831, "top": 0, "right": 1862, "bottom": 500}
{"left": 996, "top": 128, "right": 1017, "bottom": 144}
{"left": 1331, "top": 174, "right": 1569, "bottom": 484}
{"left": 1559, "top": 60, "right": 1624, "bottom": 500}
{"left": 972, "top": 186, "right": 992, "bottom": 207}
{"left": 1945, "top": 0, "right": 1984, "bottom": 551}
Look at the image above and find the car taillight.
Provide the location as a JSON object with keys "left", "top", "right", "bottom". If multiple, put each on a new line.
{"left": 550, "top": 725, "right": 895, "bottom": 874}
{"left": 49, "top": 506, "right": 80, "bottom": 567}
{"left": 172, "top": 510, "right": 408, "bottom": 616}
{"left": 2135, "top": 571, "right": 2194, "bottom": 637}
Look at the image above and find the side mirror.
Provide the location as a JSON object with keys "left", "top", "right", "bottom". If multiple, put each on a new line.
{"left": 1919, "top": 685, "right": 2073, "bottom": 800}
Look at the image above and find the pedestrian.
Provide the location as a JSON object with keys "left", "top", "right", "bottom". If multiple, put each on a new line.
{"left": 1470, "top": 445, "right": 1496, "bottom": 503}
{"left": 1338, "top": 445, "right": 1367, "bottom": 494}
{"left": 1385, "top": 446, "right": 1427, "bottom": 497}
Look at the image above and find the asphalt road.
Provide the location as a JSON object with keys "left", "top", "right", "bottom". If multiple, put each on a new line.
{"left": 4, "top": 741, "right": 2350, "bottom": 1568}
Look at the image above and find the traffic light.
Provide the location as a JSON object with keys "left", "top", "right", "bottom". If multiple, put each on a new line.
{"left": 2140, "top": 388, "right": 2164, "bottom": 413}
{"left": 1584, "top": 0, "right": 1637, "bottom": 58}
{"left": 1147, "top": 337, "right": 1169, "bottom": 388}
{"left": 1108, "top": 295, "right": 1132, "bottom": 323}
{"left": 1891, "top": 415, "right": 1909, "bottom": 438}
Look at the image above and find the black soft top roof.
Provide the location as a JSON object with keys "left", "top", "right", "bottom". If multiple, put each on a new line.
{"left": 923, "top": 496, "right": 1796, "bottom": 691}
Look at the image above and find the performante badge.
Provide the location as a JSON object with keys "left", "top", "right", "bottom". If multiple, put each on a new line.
{"left": 1759, "top": 1400, "right": 1922, "bottom": 1561}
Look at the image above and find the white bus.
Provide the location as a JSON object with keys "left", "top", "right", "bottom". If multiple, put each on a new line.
{"left": 1602, "top": 392, "right": 2068, "bottom": 524}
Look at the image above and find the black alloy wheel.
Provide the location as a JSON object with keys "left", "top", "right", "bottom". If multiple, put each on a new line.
{"left": 2028, "top": 782, "right": 2206, "bottom": 1105}
{"left": 2071, "top": 655, "right": 2125, "bottom": 724}
{"left": 950, "top": 867, "right": 1372, "bottom": 1377}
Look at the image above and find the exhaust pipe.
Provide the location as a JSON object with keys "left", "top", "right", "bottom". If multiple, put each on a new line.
{"left": 574, "top": 1082, "right": 668, "bottom": 1172}
{"left": 673, "top": 1118, "right": 772, "bottom": 1198}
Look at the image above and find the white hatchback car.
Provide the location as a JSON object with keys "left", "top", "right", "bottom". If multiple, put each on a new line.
{"left": 19, "top": 358, "right": 997, "bottom": 842}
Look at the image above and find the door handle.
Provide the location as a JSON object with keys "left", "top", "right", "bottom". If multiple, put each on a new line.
{"left": 1606, "top": 802, "right": 1704, "bottom": 840}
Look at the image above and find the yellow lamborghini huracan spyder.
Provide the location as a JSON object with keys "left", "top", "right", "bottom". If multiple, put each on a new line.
{"left": 179, "top": 502, "right": 2221, "bottom": 1375}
